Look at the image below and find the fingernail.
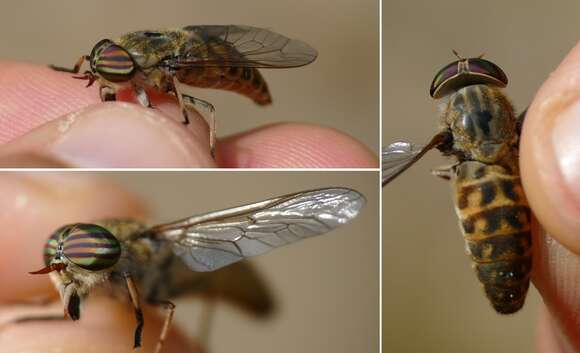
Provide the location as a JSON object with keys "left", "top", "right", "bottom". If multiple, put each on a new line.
{"left": 0, "top": 103, "right": 214, "bottom": 168}
{"left": 552, "top": 100, "right": 580, "bottom": 205}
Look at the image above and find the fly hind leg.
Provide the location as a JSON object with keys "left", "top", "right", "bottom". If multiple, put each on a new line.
{"left": 182, "top": 95, "right": 216, "bottom": 159}
{"left": 172, "top": 77, "right": 217, "bottom": 159}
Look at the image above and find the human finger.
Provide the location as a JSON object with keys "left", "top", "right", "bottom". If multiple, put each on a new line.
{"left": 0, "top": 171, "right": 147, "bottom": 301}
{"left": 520, "top": 41, "right": 580, "bottom": 350}
{"left": 218, "top": 122, "right": 378, "bottom": 168}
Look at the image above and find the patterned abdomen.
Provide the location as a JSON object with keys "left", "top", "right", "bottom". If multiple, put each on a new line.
{"left": 176, "top": 66, "right": 272, "bottom": 105}
{"left": 452, "top": 161, "right": 531, "bottom": 314}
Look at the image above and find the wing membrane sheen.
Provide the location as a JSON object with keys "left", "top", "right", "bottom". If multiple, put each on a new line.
{"left": 149, "top": 188, "right": 365, "bottom": 272}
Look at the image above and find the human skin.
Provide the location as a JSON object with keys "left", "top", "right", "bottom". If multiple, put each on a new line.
{"left": 0, "top": 173, "right": 202, "bottom": 353}
{"left": 520, "top": 41, "right": 580, "bottom": 352}
{"left": 0, "top": 62, "right": 377, "bottom": 168}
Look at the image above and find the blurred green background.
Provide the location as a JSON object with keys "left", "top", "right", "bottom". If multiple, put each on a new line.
{"left": 0, "top": 0, "right": 378, "bottom": 152}
{"left": 106, "top": 172, "right": 379, "bottom": 353}
{"left": 383, "top": 1, "right": 580, "bottom": 352}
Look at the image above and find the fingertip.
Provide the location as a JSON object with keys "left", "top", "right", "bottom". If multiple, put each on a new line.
{"left": 532, "top": 228, "right": 580, "bottom": 352}
{"left": 218, "top": 122, "right": 377, "bottom": 168}
{"left": 0, "top": 297, "right": 203, "bottom": 353}
{"left": 536, "top": 306, "right": 567, "bottom": 353}
{"left": 0, "top": 103, "right": 215, "bottom": 168}
{"left": 0, "top": 173, "right": 147, "bottom": 301}
{"left": 520, "top": 41, "right": 580, "bottom": 254}
{"left": 0, "top": 61, "right": 99, "bottom": 144}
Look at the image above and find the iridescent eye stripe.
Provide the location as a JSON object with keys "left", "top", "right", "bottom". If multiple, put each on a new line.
{"left": 43, "top": 238, "right": 59, "bottom": 265}
{"left": 62, "top": 224, "right": 121, "bottom": 271}
{"left": 64, "top": 242, "right": 120, "bottom": 250}
{"left": 95, "top": 45, "right": 134, "bottom": 76}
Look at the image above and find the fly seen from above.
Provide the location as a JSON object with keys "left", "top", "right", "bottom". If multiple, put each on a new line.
{"left": 23, "top": 188, "right": 364, "bottom": 353}
{"left": 52, "top": 25, "right": 318, "bottom": 157}
{"left": 382, "top": 51, "right": 531, "bottom": 314}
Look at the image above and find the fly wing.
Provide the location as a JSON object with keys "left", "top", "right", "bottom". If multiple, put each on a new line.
{"left": 382, "top": 142, "right": 425, "bottom": 185}
{"left": 382, "top": 132, "right": 450, "bottom": 187}
{"left": 148, "top": 188, "right": 365, "bottom": 272}
{"left": 165, "top": 25, "right": 317, "bottom": 69}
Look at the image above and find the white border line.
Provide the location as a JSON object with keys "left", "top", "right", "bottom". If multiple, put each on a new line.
{"left": 378, "top": 0, "right": 383, "bottom": 351}
{"left": 0, "top": 167, "right": 379, "bottom": 172}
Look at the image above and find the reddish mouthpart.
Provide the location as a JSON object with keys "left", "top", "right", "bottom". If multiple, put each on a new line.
{"left": 29, "top": 263, "right": 66, "bottom": 274}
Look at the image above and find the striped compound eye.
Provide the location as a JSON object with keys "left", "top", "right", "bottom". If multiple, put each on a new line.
{"left": 90, "top": 39, "right": 136, "bottom": 83}
{"left": 43, "top": 227, "right": 62, "bottom": 266}
{"left": 60, "top": 223, "right": 122, "bottom": 271}
{"left": 429, "top": 57, "right": 508, "bottom": 98}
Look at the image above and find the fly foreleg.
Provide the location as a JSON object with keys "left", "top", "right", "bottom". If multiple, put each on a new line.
{"left": 100, "top": 86, "right": 117, "bottom": 102}
{"left": 50, "top": 55, "right": 89, "bottom": 74}
{"left": 172, "top": 77, "right": 217, "bottom": 159}
{"left": 124, "top": 273, "right": 144, "bottom": 350}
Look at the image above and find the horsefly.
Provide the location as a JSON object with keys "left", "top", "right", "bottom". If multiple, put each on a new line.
{"left": 382, "top": 51, "right": 531, "bottom": 314}
{"left": 21, "top": 188, "right": 364, "bottom": 352}
{"left": 52, "top": 25, "right": 318, "bottom": 157}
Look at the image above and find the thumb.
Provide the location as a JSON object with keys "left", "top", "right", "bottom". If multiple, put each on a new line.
{"left": 520, "top": 41, "right": 580, "bottom": 351}
{"left": 0, "top": 103, "right": 215, "bottom": 168}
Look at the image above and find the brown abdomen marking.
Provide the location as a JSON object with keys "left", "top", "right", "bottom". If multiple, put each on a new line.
{"left": 175, "top": 66, "right": 272, "bottom": 106}
{"left": 452, "top": 161, "right": 531, "bottom": 314}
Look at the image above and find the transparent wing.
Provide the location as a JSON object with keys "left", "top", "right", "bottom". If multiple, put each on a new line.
{"left": 165, "top": 25, "right": 317, "bottom": 69}
{"left": 382, "top": 132, "right": 450, "bottom": 187}
{"left": 382, "top": 141, "right": 425, "bottom": 185}
{"left": 148, "top": 188, "right": 365, "bottom": 272}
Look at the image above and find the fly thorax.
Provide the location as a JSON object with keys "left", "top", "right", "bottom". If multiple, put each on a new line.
{"left": 445, "top": 85, "right": 516, "bottom": 163}
{"left": 118, "top": 30, "right": 185, "bottom": 69}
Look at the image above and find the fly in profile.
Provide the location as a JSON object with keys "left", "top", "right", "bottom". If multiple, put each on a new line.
{"left": 52, "top": 25, "right": 318, "bottom": 157}
{"left": 382, "top": 51, "right": 531, "bottom": 314}
{"left": 18, "top": 188, "right": 364, "bottom": 353}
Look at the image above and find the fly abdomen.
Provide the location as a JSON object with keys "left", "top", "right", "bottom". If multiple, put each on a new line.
{"left": 452, "top": 161, "right": 531, "bottom": 314}
{"left": 176, "top": 66, "right": 272, "bottom": 105}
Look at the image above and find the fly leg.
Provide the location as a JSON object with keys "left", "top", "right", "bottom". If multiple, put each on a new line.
{"left": 100, "top": 85, "right": 117, "bottom": 102}
{"left": 431, "top": 163, "right": 458, "bottom": 180}
{"left": 133, "top": 84, "right": 152, "bottom": 108}
{"left": 182, "top": 95, "right": 216, "bottom": 159}
{"left": 50, "top": 55, "right": 89, "bottom": 73}
{"left": 172, "top": 77, "right": 217, "bottom": 159}
{"left": 124, "top": 273, "right": 145, "bottom": 350}
{"left": 148, "top": 300, "right": 176, "bottom": 353}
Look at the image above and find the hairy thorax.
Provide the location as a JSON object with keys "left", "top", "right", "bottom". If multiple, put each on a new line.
{"left": 442, "top": 84, "right": 518, "bottom": 164}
